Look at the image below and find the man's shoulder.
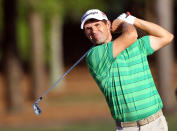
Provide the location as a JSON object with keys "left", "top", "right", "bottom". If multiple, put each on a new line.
{"left": 86, "top": 42, "right": 113, "bottom": 66}
{"left": 86, "top": 44, "right": 106, "bottom": 59}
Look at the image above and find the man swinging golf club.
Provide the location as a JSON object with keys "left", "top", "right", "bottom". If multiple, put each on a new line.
{"left": 81, "top": 9, "right": 173, "bottom": 131}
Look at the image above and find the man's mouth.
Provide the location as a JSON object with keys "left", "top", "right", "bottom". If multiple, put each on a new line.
{"left": 92, "top": 33, "right": 100, "bottom": 40}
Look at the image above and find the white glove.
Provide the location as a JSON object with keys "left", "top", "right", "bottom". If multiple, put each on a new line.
{"left": 117, "top": 13, "right": 135, "bottom": 25}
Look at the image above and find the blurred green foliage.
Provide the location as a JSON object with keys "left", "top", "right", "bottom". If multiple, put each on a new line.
{"left": 17, "top": 15, "right": 30, "bottom": 62}
{"left": 0, "top": 0, "right": 126, "bottom": 65}
{"left": 14, "top": 0, "right": 108, "bottom": 66}
{"left": 63, "top": 0, "right": 106, "bottom": 21}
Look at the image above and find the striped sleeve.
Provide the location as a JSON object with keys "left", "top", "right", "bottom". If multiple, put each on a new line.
{"left": 86, "top": 42, "right": 114, "bottom": 76}
{"left": 137, "top": 35, "right": 155, "bottom": 56}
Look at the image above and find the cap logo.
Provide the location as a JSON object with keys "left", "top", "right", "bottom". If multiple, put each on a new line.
{"left": 81, "top": 11, "right": 98, "bottom": 21}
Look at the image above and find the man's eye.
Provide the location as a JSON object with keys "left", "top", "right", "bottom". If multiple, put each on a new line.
{"left": 85, "top": 27, "right": 90, "bottom": 31}
{"left": 95, "top": 24, "right": 100, "bottom": 27}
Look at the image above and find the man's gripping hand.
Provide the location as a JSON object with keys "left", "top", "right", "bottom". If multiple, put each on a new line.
{"left": 111, "top": 13, "right": 135, "bottom": 34}
{"left": 117, "top": 13, "right": 135, "bottom": 25}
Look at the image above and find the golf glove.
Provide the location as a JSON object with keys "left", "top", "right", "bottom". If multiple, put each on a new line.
{"left": 117, "top": 13, "right": 135, "bottom": 25}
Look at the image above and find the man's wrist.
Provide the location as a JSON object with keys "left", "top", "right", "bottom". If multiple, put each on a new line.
{"left": 117, "top": 13, "right": 135, "bottom": 25}
{"left": 134, "top": 17, "right": 141, "bottom": 26}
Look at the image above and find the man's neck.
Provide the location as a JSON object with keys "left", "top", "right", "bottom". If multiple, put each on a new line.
{"left": 105, "top": 34, "right": 112, "bottom": 43}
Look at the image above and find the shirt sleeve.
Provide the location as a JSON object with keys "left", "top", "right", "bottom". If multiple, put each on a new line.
{"left": 137, "top": 35, "right": 155, "bottom": 56}
{"left": 86, "top": 42, "right": 114, "bottom": 77}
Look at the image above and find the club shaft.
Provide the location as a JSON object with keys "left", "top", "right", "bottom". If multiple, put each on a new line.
{"left": 37, "top": 49, "right": 91, "bottom": 101}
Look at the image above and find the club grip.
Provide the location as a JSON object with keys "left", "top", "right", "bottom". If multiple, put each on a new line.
{"left": 126, "top": 11, "right": 130, "bottom": 15}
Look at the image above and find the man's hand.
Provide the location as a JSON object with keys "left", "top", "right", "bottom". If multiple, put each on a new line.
{"left": 111, "top": 13, "right": 135, "bottom": 34}
{"left": 117, "top": 13, "right": 135, "bottom": 25}
{"left": 111, "top": 19, "right": 124, "bottom": 34}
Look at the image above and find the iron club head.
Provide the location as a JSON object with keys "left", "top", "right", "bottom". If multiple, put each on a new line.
{"left": 33, "top": 103, "right": 42, "bottom": 115}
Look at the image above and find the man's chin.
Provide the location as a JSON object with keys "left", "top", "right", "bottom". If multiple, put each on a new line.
{"left": 92, "top": 40, "right": 104, "bottom": 45}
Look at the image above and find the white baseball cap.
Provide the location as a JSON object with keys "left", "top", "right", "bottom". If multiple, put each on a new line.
{"left": 81, "top": 9, "right": 108, "bottom": 29}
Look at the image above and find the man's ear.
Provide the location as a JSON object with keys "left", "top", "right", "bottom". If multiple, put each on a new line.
{"left": 107, "top": 20, "right": 111, "bottom": 30}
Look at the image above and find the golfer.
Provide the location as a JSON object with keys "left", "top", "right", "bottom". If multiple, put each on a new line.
{"left": 81, "top": 9, "right": 173, "bottom": 131}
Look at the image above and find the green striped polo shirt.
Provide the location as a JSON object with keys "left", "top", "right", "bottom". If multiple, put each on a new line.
{"left": 86, "top": 36, "right": 163, "bottom": 122}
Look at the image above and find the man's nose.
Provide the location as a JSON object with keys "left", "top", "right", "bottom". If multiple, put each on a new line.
{"left": 92, "top": 27, "right": 98, "bottom": 33}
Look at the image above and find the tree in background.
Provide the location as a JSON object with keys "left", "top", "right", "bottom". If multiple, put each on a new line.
{"left": 155, "top": 0, "right": 177, "bottom": 113}
{"left": 144, "top": 0, "right": 177, "bottom": 113}
{"left": 40, "top": 0, "right": 65, "bottom": 93}
{"left": 29, "top": 11, "right": 45, "bottom": 101}
{"left": 26, "top": 0, "right": 46, "bottom": 101}
{"left": 1, "top": 0, "right": 23, "bottom": 113}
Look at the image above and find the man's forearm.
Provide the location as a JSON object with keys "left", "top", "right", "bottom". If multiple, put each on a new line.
{"left": 113, "top": 13, "right": 173, "bottom": 51}
{"left": 134, "top": 17, "right": 174, "bottom": 50}
{"left": 112, "top": 21, "right": 137, "bottom": 57}
{"left": 134, "top": 18, "right": 173, "bottom": 40}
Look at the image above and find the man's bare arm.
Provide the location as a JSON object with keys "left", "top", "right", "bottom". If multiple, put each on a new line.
{"left": 134, "top": 18, "right": 174, "bottom": 51}
{"left": 111, "top": 19, "right": 138, "bottom": 58}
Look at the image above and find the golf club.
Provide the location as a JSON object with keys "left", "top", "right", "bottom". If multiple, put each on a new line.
{"left": 33, "top": 48, "right": 91, "bottom": 115}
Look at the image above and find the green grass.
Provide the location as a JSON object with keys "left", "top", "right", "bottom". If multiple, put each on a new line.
{"left": 166, "top": 113, "right": 177, "bottom": 131}
{"left": 0, "top": 120, "right": 114, "bottom": 131}
{"left": 1, "top": 113, "right": 177, "bottom": 131}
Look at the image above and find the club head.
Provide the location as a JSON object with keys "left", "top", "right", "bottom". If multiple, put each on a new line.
{"left": 33, "top": 103, "right": 42, "bottom": 115}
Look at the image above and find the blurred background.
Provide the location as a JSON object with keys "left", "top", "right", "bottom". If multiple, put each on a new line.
{"left": 0, "top": 0, "right": 177, "bottom": 130}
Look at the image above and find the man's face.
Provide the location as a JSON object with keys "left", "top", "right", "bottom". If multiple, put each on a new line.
{"left": 84, "top": 19, "right": 111, "bottom": 45}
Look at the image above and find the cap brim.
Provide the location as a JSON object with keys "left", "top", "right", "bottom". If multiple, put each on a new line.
{"left": 81, "top": 16, "right": 105, "bottom": 29}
